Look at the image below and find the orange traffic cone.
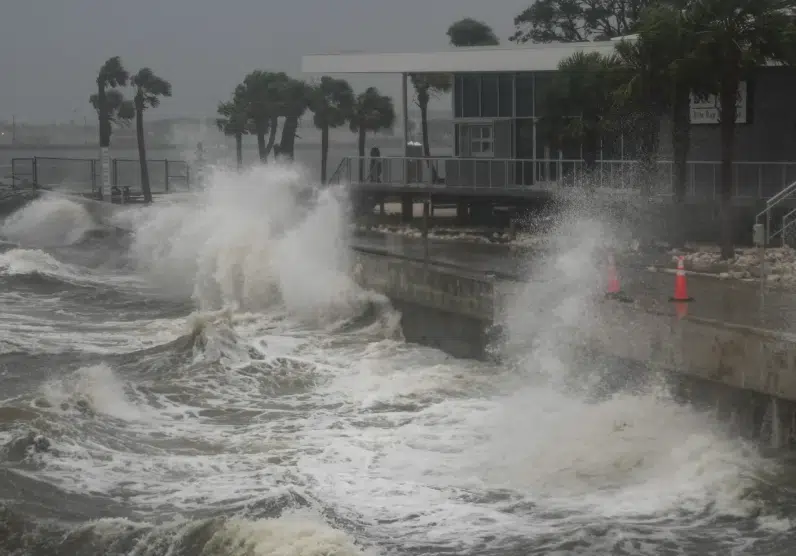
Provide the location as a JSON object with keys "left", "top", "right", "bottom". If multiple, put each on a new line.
{"left": 606, "top": 253, "right": 621, "bottom": 295}
{"left": 670, "top": 256, "right": 694, "bottom": 303}
{"left": 605, "top": 252, "right": 632, "bottom": 302}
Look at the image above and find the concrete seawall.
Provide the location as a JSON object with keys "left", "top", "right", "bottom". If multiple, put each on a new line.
{"left": 352, "top": 248, "right": 495, "bottom": 358}
{"left": 352, "top": 247, "right": 796, "bottom": 447}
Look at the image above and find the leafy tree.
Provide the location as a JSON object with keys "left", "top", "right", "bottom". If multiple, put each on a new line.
{"left": 446, "top": 18, "right": 500, "bottom": 46}
{"left": 409, "top": 74, "right": 452, "bottom": 157}
{"left": 617, "top": 4, "right": 706, "bottom": 244}
{"left": 216, "top": 87, "right": 251, "bottom": 171}
{"left": 275, "top": 77, "right": 312, "bottom": 161}
{"left": 309, "top": 76, "right": 354, "bottom": 183}
{"left": 238, "top": 71, "right": 289, "bottom": 162}
{"left": 510, "top": 0, "right": 659, "bottom": 43}
{"left": 89, "top": 89, "right": 134, "bottom": 130}
{"left": 90, "top": 56, "right": 132, "bottom": 199}
{"left": 131, "top": 68, "right": 172, "bottom": 203}
{"left": 688, "top": 0, "right": 796, "bottom": 258}
{"left": 539, "top": 51, "right": 623, "bottom": 169}
{"left": 92, "top": 57, "right": 130, "bottom": 148}
{"left": 349, "top": 87, "right": 396, "bottom": 181}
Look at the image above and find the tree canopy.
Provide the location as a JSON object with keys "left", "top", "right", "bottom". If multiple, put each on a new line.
{"left": 510, "top": 0, "right": 661, "bottom": 43}
{"left": 349, "top": 87, "right": 396, "bottom": 135}
{"left": 131, "top": 68, "right": 172, "bottom": 111}
{"left": 309, "top": 76, "right": 355, "bottom": 130}
{"left": 447, "top": 18, "right": 500, "bottom": 46}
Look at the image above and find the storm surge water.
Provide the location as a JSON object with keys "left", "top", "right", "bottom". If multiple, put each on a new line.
{"left": 0, "top": 161, "right": 795, "bottom": 556}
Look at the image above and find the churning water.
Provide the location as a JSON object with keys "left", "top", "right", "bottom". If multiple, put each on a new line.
{"left": 1, "top": 163, "right": 796, "bottom": 556}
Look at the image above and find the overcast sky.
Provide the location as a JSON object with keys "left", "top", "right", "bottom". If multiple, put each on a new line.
{"left": 1, "top": 0, "right": 532, "bottom": 124}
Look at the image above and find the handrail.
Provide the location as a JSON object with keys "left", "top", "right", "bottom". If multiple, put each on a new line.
{"left": 755, "top": 178, "right": 796, "bottom": 244}
{"left": 327, "top": 158, "right": 348, "bottom": 185}
{"left": 763, "top": 178, "right": 796, "bottom": 209}
{"left": 775, "top": 207, "right": 796, "bottom": 245}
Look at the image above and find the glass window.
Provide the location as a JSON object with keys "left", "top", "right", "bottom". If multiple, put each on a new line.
{"left": 533, "top": 72, "right": 555, "bottom": 118}
{"left": 515, "top": 73, "right": 534, "bottom": 117}
{"left": 454, "top": 75, "right": 463, "bottom": 118}
{"left": 470, "top": 124, "right": 493, "bottom": 157}
{"left": 462, "top": 75, "right": 480, "bottom": 118}
{"left": 498, "top": 74, "right": 514, "bottom": 117}
{"left": 480, "top": 74, "right": 499, "bottom": 117}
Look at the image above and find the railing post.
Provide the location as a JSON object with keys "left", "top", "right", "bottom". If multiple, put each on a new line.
{"left": 164, "top": 160, "right": 170, "bottom": 193}
{"left": 91, "top": 159, "right": 97, "bottom": 193}
{"left": 32, "top": 157, "right": 38, "bottom": 185}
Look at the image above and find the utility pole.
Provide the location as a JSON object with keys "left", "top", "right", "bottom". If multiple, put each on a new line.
{"left": 11, "top": 115, "right": 16, "bottom": 144}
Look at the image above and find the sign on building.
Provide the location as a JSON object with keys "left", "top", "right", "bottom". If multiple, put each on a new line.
{"left": 689, "top": 82, "right": 748, "bottom": 124}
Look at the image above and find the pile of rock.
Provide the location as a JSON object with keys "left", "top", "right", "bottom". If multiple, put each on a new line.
{"left": 672, "top": 245, "right": 796, "bottom": 287}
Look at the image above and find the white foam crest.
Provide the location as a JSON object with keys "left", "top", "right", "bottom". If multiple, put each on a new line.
{"left": 0, "top": 196, "right": 98, "bottom": 247}
{"left": 201, "top": 510, "right": 372, "bottom": 556}
{"left": 0, "top": 248, "right": 85, "bottom": 279}
{"left": 37, "top": 363, "right": 147, "bottom": 422}
{"left": 68, "top": 510, "right": 372, "bottom": 556}
{"left": 128, "top": 163, "right": 375, "bottom": 323}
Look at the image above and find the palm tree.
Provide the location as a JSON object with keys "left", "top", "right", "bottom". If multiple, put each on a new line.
{"left": 541, "top": 51, "right": 623, "bottom": 170}
{"left": 91, "top": 56, "right": 130, "bottom": 199}
{"left": 409, "top": 74, "right": 452, "bottom": 158}
{"left": 238, "top": 71, "right": 288, "bottom": 162}
{"left": 276, "top": 77, "right": 312, "bottom": 161}
{"left": 216, "top": 88, "right": 251, "bottom": 171}
{"left": 446, "top": 18, "right": 500, "bottom": 46}
{"left": 688, "top": 0, "right": 796, "bottom": 258}
{"left": 349, "top": 88, "right": 396, "bottom": 181}
{"left": 309, "top": 76, "right": 354, "bottom": 183}
{"left": 93, "top": 57, "right": 129, "bottom": 147}
{"left": 131, "top": 68, "right": 172, "bottom": 203}
{"left": 89, "top": 89, "right": 135, "bottom": 129}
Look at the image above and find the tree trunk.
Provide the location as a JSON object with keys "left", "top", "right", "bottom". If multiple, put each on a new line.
{"left": 97, "top": 83, "right": 109, "bottom": 201}
{"left": 256, "top": 124, "right": 267, "bottom": 162}
{"left": 279, "top": 115, "right": 299, "bottom": 160}
{"left": 264, "top": 116, "right": 278, "bottom": 161}
{"left": 638, "top": 113, "right": 660, "bottom": 198}
{"left": 419, "top": 92, "right": 440, "bottom": 184}
{"left": 320, "top": 124, "right": 329, "bottom": 184}
{"left": 358, "top": 127, "right": 366, "bottom": 182}
{"left": 671, "top": 83, "right": 691, "bottom": 247}
{"left": 582, "top": 128, "right": 599, "bottom": 172}
{"left": 419, "top": 92, "right": 431, "bottom": 157}
{"left": 135, "top": 102, "right": 152, "bottom": 204}
{"left": 235, "top": 133, "right": 243, "bottom": 170}
{"left": 719, "top": 75, "right": 738, "bottom": 259}
{"left": 97, "top": 83, "right": 109, "bottom": 148}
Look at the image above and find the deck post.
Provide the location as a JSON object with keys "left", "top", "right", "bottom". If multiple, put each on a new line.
{"left": 402, "top": 72, "right": 409, "bottom": 186}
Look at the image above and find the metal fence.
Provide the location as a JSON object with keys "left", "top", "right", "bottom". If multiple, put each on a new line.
{"left": 9, "top": 156, "right": 192, "bottom": 195}
{"left": 336, "top": 156, "right": 796, "bottom": 201}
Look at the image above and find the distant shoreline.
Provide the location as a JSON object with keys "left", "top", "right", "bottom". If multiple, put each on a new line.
{"left": 0, "top": 137, "right": 450, "bottom": 152}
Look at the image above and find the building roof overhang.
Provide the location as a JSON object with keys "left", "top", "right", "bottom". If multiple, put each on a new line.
{"left": 301, "top": 41, "right": 624, "bottom": 74}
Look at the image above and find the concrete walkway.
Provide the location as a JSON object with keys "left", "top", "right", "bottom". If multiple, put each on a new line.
{"left": 353, "top": 234, "right": 796, "bottom": 332}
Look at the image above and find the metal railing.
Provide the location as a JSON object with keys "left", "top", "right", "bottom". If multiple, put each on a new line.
{"left": 327, "top": 158, "right": 349, "bottom": 185}
{"left": 756, "top": 178, "right": 796, "bottom": 245}
{"left": 8, "top": 156, "right": 192, "bottom": 195}
{"left": 338, "top": 155, "right": 796, "bottom": 200}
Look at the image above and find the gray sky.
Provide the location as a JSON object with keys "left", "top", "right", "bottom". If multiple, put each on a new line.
{"left": 1, "top": 0, "right": 531, "bottom": 124}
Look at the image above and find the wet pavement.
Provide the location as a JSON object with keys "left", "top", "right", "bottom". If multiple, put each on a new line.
{"left": 352, "top": 234, "right": 796, "bottom": 333}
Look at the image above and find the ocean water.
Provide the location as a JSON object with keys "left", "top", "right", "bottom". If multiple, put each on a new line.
{"left": 0, "top": 161, "right": 795, "bottom": 555}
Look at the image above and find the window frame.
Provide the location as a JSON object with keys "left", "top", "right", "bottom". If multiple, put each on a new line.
{"left": 469, "top": 124, "right": 494, "bottom": 158}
